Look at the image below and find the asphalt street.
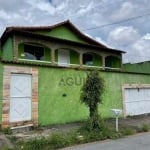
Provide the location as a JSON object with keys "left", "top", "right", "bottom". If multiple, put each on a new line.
{"left": 61, "top": 132, "right": 150, "bottom": 150}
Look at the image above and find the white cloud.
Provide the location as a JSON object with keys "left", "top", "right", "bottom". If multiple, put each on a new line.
{"left": 126, "top": 35, "right": 150, "bottom": 63}
{"left": 0, "top": 9, "right": 11, "bottom": 20}
{"left": 123, "top": 37, "right": 150, "bottom": 63}
{"left": 77, "top": 2, "right": 94, "bottom": 15}
{"left": 142, "top": 33, "right": 150, "bottom": 40}
{"left": 26, "top": 0, "right": 56, "bottom": 15}
{"left": 107, "top": 26, "right": 140, "bottom": 47}
{"left": 0, "top": 0, "right": 27, "bottom": 11}
{"left": 107, "top": 26, "right": 150, "bottom": 63}
{"left": 110, "top": 2, "right": 137, "bottom": 21}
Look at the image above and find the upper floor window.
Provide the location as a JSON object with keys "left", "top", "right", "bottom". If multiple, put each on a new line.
{"left": 105, "top": 56, "right": 121, "bottom": 69}
{"left": 24, "top": 44, "right": 44, "bottom": 60}
{"left": 83, "top": 53, "right": 93, "bottom": 65}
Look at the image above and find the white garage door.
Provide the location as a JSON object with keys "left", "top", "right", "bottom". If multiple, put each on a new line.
{"left": 124, "top": 88, "right": 150, "bottom": 116}
{"left": 9, "top": 74, "right": 32, "bottom": 122}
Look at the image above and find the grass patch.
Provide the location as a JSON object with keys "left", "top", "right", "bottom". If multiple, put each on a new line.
{"left": 13, "top": 132, "right": 80, "bottom": 150}
{"left": 120, "top": 127, "right": 136, "bottom": 136}
{"left": 3, "top": 121, "right": 142, "bottom": 150}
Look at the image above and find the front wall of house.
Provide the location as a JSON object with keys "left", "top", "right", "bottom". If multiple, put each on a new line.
{"left": 2, "top": 37, "right": 13, "bottom": 61}
{"left": 37, "top": 26, "right": 88, "bottom": 44}
{"left": 0, "top": 62, "right": 3, "bottom": 123}
{"left": 0, "top": 64, "right": 150, "bottom": 127}
{"left": 38, "top": 67, "right": 150, "bottom": 125}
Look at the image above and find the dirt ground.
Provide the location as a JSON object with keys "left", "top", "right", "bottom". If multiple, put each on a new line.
{"left": 1, "top": 114, "right": 150, "bottom": 149}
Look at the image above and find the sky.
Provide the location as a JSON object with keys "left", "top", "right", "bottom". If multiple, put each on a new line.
{"left": 0, "top": 0, "right": 150, "bottom": 63}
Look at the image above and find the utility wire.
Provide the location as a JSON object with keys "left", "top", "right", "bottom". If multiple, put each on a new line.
{"left": 82, "top": 12, "right": 150, "bottom": 31}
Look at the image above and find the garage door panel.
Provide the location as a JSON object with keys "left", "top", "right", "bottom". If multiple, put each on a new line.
{"left": 126, "top": 101, "right": 150, "bottom": 116}
{"left": 124, "top": 88, "right": 150, "bottom": 116}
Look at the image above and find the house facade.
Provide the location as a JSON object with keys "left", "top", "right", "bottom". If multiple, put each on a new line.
{"left": 0, "top": 20, "right": 150, "bottom": 129}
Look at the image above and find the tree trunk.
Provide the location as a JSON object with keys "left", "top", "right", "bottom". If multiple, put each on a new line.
{"left": 89, "top": 105, "right": 100, "bottom": 129}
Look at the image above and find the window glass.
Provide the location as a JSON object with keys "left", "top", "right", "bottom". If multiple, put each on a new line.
{"left": 83, "top": 53, "right": 93, "bottom": 65}
{"left": 24, "top": 44, "right": 44, "bottom": 60}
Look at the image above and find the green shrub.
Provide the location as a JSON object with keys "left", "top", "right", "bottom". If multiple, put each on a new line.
{"left": 78, "top": 122, "right": 122, "bottom": 143}
{"left": 141, "top": 124, "right": 149, "bottom": 132}
{"left": 121, "top": 127, "right": 136, "bottom": 136}
{"left": 2, "top": 128, "right": 12, "bottom": 135}
{"left": 80, "top": 70, "right": 105, "bottom": 130}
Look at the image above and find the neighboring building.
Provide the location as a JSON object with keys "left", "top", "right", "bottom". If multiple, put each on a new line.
{"left": 123, "top": 61, "right": 150, "bottom": 74}
{"left": 0, "top": 20, "right": 150, "bottom": 129}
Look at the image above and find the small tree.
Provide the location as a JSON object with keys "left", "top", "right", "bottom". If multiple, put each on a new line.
{"left": 81, "top": 70, "right": 104, "bottom": 129}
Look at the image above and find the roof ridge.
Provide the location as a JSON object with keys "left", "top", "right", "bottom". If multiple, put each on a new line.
{"left": 1, "top": 20, "right": 118, "bottom": 49}
{"left": 6, "top": 20, "right": 70, "bottom": 30}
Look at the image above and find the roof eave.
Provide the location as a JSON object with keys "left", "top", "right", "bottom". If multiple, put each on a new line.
{"left": 1, "top": 29, "right": 125, "bottom": 54}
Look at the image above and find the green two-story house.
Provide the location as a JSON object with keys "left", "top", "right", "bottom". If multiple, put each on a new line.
{"left": 0, "top": 20, "right": 149, "bottom": 129}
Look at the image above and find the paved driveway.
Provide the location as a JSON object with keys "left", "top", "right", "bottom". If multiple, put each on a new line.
{"left": 61, "top": 132, "right": 150, "bottom": 150}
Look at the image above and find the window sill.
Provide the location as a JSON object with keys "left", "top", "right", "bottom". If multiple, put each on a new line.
{"left": 105, "top": 67, "right": 121, "bottom": 70}
{"left": 83, "top": 65, "right": 103, "bottom": 69}
{"left": 17, "top": 60, "right": 121, "bottom": 70}
{"left": 54, "top": 62, "right": 80, "bottom": 67}
{"left": 18, "top": 59, "right": 51, "bottom": 64}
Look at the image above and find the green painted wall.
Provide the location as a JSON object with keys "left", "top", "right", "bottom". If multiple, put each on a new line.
{"left": 55, "top": 50, "right": 58, "bottom": 62}
{"left": 99, "top": 72, "right": 150, "bottom": 118}
{"left": 0, "top": 63, "right": 149, "bottom": 125}
{"left": 0, "top": 49, "right": 1, "bottom": 58}
{"left": 123, "top": 62, "right": 150, "bottom": 74}
{"left": 93, "top": 54, "right": 102, "bottom": 66}
{"left": 2, "top": 37, "right": 13, "bottom": 61}
{"left": 38, "top": 68, "right": 88, "bottom": 125}
{"left": 70, "top": 51, "right": 79, "bottom": 64}
{"left": 37, "top": 26, "right": 88, "bottom": 44}
{"left": 0, "top": 62, "right": 3, "bottom": 123}
{"left": 38, "top": 67, "right": 150, "bottom": 125}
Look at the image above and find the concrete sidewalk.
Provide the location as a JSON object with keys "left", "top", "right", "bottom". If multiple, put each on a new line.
{"left": 0, "top": 134, "right": 14, "bottom": 149}
{"left": 1, "top": 114, "right": 150, "bottom": 149}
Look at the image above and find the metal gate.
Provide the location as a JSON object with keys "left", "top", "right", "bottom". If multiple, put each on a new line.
{"left": 9, "top": 74, "right": 32, "bottom": 122}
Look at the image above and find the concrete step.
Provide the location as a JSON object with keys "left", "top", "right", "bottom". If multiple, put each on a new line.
{"left": 11, "top": 124, "right": 33, "bottom": 134}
